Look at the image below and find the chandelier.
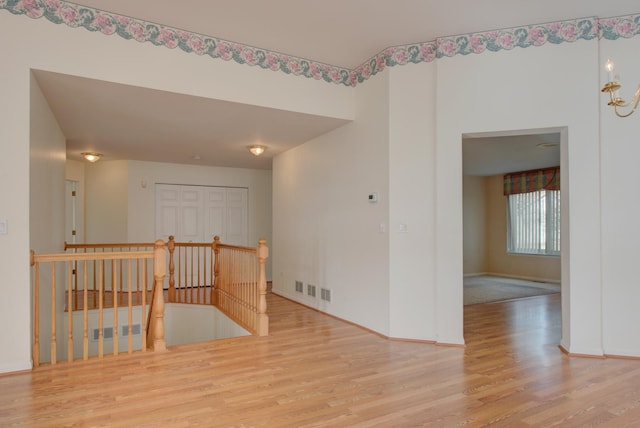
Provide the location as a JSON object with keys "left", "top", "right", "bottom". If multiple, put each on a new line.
{"left": 601, "top": 59, "right": 640, "bottom": 118}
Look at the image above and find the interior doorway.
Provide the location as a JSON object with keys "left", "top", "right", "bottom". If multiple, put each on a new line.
{"left": 461, "top": 129, "right": 563, "bottom": 342}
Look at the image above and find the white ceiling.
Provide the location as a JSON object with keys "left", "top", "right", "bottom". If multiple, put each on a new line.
{"left": 34, "top": 1, "right": 638, "bottom": 171}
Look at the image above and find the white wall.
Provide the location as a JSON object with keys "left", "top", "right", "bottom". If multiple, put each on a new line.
{"left": 463, "top": 175, "right": 488, "bottom": 274}
{"left": 436, "top": 40, "right": 602, "bottom": 352}
{"left": 0, "top": 10, "right": 353, "bottom": 372}
{"left": 164, "top": 304, "right": 249, "bottom": 346}
{"left": 272, "top": 70, "right": 390, "bottom": 335}
{"left": 85, "top": 160, "right": 129, "bottom": 243}
{"left": 388, "top": 62, "right": 437, "bottom": 341}
{"left": 600, "top": 35, "right": 640, "bottom": 357}
{"left": 28, "top": 73, "right": 67, "bottom": 368}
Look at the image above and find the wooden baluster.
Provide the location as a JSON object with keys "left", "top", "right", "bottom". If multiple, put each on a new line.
{"left": 257, "top": 239, "right": 269, "bottom": 336}
{"left": 98, "top": 260, "right": 104, "bottom": 359}
{"left": 190, "top": 246, "right": 195, "bottom": 304}
{"left": 148, "top": 240, "right": 167, "bottom": 352}
{"left": 113, "top": 261, "right": 118, "bottom": 356}
{"left": 50, "top": 262, "right": 57, "bottom": 365}
{"left": 67, "top": 262, "right": 73, "bottom": 362}
{"left": 198, "top": 246, "right": 203, "bottom": 304}
{"left": 31, "top": 251, "right": 40, "bottom": 368}
{"left": 127, "top": 259, "right": 133, "bottom": 354}
{"left": 141, "top": 259, "right": 147, "bottom": 352}
{"left": 83, "top": 260, "right": 89, "bottom": 360}
{"left": 167, "top": 236, "right": 175, "bottom": 303}
{"left": 181, "top": 247, "right": 186, "bottom": 303}
{"left": 212, "top": 237, "right": 220, "bottom": 306}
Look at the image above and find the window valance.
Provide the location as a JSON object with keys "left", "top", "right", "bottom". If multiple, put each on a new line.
{"left": 503, "top": 166, "right": 560, "bottom": 196}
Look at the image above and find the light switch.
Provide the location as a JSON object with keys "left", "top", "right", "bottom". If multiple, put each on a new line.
{"left": 0, "top": 219, "right": 7, "bottom": 235}
{"left": 398, "top": 223, "right": 408, "bottom": 233}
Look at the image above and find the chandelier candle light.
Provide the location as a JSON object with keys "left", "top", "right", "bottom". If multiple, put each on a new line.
{"left": 601, "top": 59, "right": 640, "bottom": 118}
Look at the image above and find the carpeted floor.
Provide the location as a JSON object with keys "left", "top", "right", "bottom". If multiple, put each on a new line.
{"left": 464, "top": 275, "right": 560, "bottom": 305}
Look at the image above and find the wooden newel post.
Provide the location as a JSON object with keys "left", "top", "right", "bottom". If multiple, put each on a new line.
{"left": 212, "top": 236, "right": 220, "bottom": 306}
{"left": 257, "top": 238, "right": 269, "bottom": 336}
{"left": 149, "top": 239, "right": 167, "bottom": 352}
{"left": 167, "top": 236, "right": 175, "bottom": 303}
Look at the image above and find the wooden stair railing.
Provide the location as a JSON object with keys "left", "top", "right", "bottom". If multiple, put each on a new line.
{"left": 65, "top": 236, "right": 269, "bottom": 336}
{"left": 30, "top": 241, "right": 167, "bottom": 366}
{"left": 212, "top": 236, "right": 269, "bottom": 336}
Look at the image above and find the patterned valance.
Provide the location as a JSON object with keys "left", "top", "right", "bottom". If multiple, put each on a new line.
{"left": 503, "top": 166, "right": 560, "bottom": 195}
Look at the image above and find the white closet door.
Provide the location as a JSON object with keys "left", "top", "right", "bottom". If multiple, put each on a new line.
{"left": 155, "top": 184, "right": 181, "bottom": 241}
{"left": 204, "top": 187, "right": 226, "bottom": 243}
{"left": 180, "top": 186, "right": 203, "bottom": 242}
{"left": 226, "top": 188, "right": 248, "bottom": 245}
{"left": 156, "top": 184, "right": 247, "bottom": 245}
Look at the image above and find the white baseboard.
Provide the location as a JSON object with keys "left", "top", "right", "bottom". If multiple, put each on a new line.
{"left": 483, "top": 272, "right": 561, "bottom": 285}
{"left": 0, "top": 360, "right": 32, "bottom": 374}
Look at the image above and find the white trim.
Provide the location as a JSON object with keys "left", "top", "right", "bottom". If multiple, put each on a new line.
{"left": 0, "top": 360, "right": 32, "bottom": 374}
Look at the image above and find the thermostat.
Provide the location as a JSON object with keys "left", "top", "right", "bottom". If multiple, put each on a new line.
{"left": 368, "top": 192, "right": 378, "bottom": 203}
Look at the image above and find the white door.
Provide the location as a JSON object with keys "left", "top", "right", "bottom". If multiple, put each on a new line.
{"left": 156, "top": 184, "right": 247, "bottom": 245}
{"left": 204, "top": 187, "right": 226, "bottom": 242}
{"left": 203, "top": 187, "right": 248, "bottom": 245}
{"left": 226, "top": 188, "right": 248, "bottom": 245}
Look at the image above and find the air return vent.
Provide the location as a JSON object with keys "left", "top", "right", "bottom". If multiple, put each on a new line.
{"left": 92, "top": 326, "right": 113, "bottom": 341}
{"left": 295, "top": 280, "right": 304, "bottom": 293}
{"left": 307, "top": 284, "right": 317, "bottom": 298}
{"left": 122, "top": 324, "right": 141, "bottom": 336}
{"left": 320, "top": 288, "right": 332, "bottom": 302}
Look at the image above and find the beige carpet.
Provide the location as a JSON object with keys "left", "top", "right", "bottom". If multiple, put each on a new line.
{"left": 464, "top": 275, "right": 560, "bottom": 305}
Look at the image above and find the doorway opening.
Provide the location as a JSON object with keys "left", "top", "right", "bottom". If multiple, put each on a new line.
{"left": 461, "top": 129, "right": 564, "bottom": 347}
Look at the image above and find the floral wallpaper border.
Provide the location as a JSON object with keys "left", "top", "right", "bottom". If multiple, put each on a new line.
{"left": 1, "top": 1, "right": 638, "bottom": 87}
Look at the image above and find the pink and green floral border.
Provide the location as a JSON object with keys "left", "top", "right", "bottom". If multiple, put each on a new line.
{"left": 1, "top": 1, "right": 638, "bottom": 87}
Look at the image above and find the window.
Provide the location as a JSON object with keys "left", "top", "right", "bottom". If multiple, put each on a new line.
{"left": 507, "top": 190, "right": 560, "bottom": 255}
{"left": 504, "top": 167, "right": 560, "bottom": 256}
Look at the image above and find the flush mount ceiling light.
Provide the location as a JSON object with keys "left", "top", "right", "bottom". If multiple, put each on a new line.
{"left": 81, "top": 152, "right": 102, "bottom": 162}
{"left": 249, "top": 145, "right": 266, "bottom": 156}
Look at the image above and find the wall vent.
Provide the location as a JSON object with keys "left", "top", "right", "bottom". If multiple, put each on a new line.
{"left": 307, "top": 284, "right": 317, "bottom": 298}
{"left": 295, "top": 280, "right": 304, "bottom": 293}
{"left": 122, "top": 324, "right": 141, "bottom": 337}
{"left": 320, "top": 288, "right": 331, "bottom": 302}
{"left": 92, "top": 326, "right": 113, "bottom": 341}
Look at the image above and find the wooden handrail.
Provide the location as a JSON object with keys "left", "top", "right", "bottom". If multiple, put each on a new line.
{"left": 30, "top": 245, "right": 164, "bottom": 366}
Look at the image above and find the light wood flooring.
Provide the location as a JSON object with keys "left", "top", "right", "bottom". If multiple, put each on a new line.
{"left": 2, "top": 293, "right": 640, "bottom": 427}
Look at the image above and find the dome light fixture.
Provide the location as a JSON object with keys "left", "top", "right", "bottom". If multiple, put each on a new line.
{"left": 249, "top": 145, "right": 266, "bottom": 156}
{"left": 81, "top": 152, "right": 102, "bottom": 162}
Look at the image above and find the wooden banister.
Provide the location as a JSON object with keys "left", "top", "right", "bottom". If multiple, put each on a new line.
{"left": 30, "top": 236, "right": 268, "bottom": 366}
{"left": 31, "top": 248, "right": 156, "bottom": 366}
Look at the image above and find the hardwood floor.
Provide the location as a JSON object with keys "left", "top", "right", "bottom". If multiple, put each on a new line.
{"left": 2, "top": 293, "right": 640, "bottom": 427}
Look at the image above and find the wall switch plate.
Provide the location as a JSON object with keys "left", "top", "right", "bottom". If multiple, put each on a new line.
{"left": 0, "top": 219, "right": 7, "bottom": 235}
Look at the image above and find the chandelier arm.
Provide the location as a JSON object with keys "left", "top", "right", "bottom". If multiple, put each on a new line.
{"left": 614, "top": 85, "right": 640, "bottom": 117}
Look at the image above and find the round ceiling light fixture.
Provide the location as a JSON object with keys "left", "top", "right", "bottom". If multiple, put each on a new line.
{"left": 81, "top": 152, "right": 103, "bottom": 162}
{"left": 249, "top": 145, "right": 266, "bottom": 156}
